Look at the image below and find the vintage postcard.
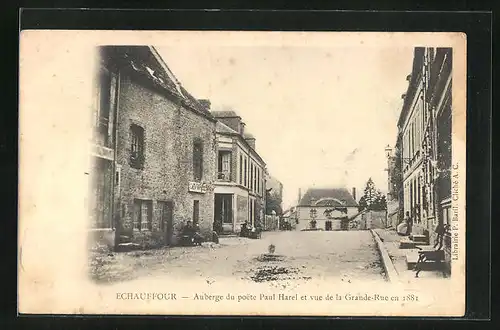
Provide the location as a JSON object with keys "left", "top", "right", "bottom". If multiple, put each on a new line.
{"left": 18, "top": 31, "right": 466, "bottom": 316}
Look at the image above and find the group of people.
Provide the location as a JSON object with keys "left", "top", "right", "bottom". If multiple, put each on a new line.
{"left": 180, "top": 220, "right": 203, "bottom": 246}
{"left": 240, "top": 221, "right": 261, "bottom": 238}
{"left": 397, "top": 211, "right": 450, "bottom": 250}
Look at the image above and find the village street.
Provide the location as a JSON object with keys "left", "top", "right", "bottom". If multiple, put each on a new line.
{"left": 90, "top": 230, "right": 386, "bottom": 287}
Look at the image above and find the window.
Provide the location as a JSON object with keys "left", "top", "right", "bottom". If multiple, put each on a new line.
{"left": 133, "top": 199, "right": 152, "bottom": 231}
{"left": 244, "top": 157, "right": 248, "bottom": 187}
{"left": 130, "top": 124, "right": 145, "bottom": 169}
{"left": 239, "top": 154, "right": 243, "bottom": 184}
{"left": 250, "top": 163, "right": 254, "bottom": 191}
{"left": 217, "top": 151, "right": 231, "bottom": 181}
{"left": 253, "top": 165, "right": 257, "bottom": 192}
{"left": 257, "top": 169, "right": 260, "bottom": 194}
{"left": 193, "top": 139, "right": 204, "bottom": 181}
{"left": 193, "top": 200, "right": 200, "bottom": 225}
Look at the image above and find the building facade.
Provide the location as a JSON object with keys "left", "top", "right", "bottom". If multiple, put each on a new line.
{"left": 296, "top": 187, "right": 359, "bottom": 231}
{"left": 88, "top": 48, "right": 119, "bottom": 249}
{"left": 397, "top": 47, "right": 453, "bottom": 269}
{"left": 90, "top": 46, "right": 217, "bottom": 249}
{"left": 211, "top": 110, "right": 267, "bottom": 234}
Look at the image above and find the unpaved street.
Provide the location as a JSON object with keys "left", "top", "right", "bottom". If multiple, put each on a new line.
{"left": 90, "top": 230, "right": 386, "bottom": 286}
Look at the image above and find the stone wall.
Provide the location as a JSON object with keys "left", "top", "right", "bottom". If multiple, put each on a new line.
{"left": 114, "top": 74, "right": 216, "bottom": 248}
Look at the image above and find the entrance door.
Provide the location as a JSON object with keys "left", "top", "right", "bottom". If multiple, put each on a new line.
{"left": 159, "top": 201, "right": 174, "bottom": 246}
{"left": 214, "top": 194, "right": 233, "bottom": 233}
{"left": 325, "top": 221, "right": 332, "bottom": 231}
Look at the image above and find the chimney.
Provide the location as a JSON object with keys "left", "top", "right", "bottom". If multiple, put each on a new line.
{"left": 198, "top": 99, "right": 211, "bottom": 110}
{"left": 239, "top": 122, "right": 246, "bottom": 136}
{"left": 298, "top": 188, "right": 302, "bottom": 204}
{"left": 352, "top": 187, "right": 356, "bottom": 201}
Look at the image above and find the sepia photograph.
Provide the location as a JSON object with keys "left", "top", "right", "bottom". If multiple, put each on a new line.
{"left": 18, "top": 31, "right": 467, "bottom": 316}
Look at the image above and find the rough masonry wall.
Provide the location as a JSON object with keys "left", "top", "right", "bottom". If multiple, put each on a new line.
{"left": 115, "top": 74, "right": 216, "bottom": 247}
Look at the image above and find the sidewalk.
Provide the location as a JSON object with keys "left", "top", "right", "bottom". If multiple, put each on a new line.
{"left": 373, "top": 228, "right": 448, "bottom": 284}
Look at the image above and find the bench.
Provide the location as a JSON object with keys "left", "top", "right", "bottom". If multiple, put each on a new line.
{"left": 406, "top": 248, "right": 446, "bottom": 277}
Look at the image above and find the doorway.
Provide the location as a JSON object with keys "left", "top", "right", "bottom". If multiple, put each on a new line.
{"left": 325, "top": 221, "right": 332, "bottom": 231}
{"left": 159, "top": 201, "right": 174, "bottom": 246}
{"left": 214, "top": 194, "right": 233, "bottom": 233}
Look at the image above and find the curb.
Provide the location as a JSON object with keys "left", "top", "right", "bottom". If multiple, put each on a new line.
{"left": 370, "top": 229, "right": 400, "bottom": 283}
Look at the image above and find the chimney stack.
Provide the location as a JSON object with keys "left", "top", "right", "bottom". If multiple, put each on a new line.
{"left": 352, "top": 187, "right": 356, "bottom": 201}
{"left": 298, "top": 188, "right": 302, "bottom": 204}
{"left": 239, "top": 122, "right": 246, "bottom": 136}
{"left": 198, "top": 99, "right": 211, "bottom": 110}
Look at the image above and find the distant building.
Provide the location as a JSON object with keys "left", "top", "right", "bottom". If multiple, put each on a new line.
{"left": 296, "top": 187, "right": 359, "bottom": 231}
{"left": 281, "top": 206, "right": 298, "bottom": 230}
{"left": 90, "top": 46, "right": 217, "bottom": 249}
{"left": 211, "top": 109, "right": 267, "bottom": 234}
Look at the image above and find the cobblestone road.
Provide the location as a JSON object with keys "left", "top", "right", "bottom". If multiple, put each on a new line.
{"left": 91, "top": 230, "right": 386, "bottom": 286}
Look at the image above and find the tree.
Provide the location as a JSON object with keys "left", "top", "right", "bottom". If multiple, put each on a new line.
{"left": 359, "top": 178, "right": 387, "bottom": 212}
{"left": 265, "top": 188, "right": 283, "bottom": 215}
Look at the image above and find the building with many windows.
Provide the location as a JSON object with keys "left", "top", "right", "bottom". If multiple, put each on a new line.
{"left": 211, "top": 109, "right": 267, "bottom": 234}
{"left": 295, "top": 187, "right": 359, "bottom": 231}
{"left": 397, "top": 47, "right": 452, "bottom": 270}
{"left": 89, "top": 46, "right": 217, "bottom": 249}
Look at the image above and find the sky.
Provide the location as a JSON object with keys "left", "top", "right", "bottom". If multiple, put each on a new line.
{"left": 158, "top": 43, "right": 414, "bottom": 210}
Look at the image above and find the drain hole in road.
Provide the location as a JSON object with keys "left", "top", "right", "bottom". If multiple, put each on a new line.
{"left": 255, "top": 254, "right": 286, "bottom": 262}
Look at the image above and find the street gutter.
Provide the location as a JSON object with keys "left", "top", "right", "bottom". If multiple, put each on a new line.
{"left": 370, "top": 229, "right": 400, "bottom": 284}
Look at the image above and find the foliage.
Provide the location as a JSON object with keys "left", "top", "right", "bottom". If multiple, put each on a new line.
{"left": 358, "top": 177, "right": 387, "bottom": 212}
{"left": 266, "top": 189, "right": 283, "bottom": 215}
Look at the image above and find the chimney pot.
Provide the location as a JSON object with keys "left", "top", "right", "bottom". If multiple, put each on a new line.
{"left": 352, "top": 187, "right": 356, "bottom": 201}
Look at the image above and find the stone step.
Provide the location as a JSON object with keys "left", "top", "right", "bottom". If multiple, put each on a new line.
{"left": 116, "top": 242, "right": 142, "bottom": 252}
{"left": 219, "top": 234, "right": 239, "bottom": 238}
{"left": 399, "top": 237, "right": 417, "bottom": 249}
{"left": 119, "top": 235, "right": 132, "bottom": 243}
{"left": 410, "top": 234, "right": 428, "bottom": 243}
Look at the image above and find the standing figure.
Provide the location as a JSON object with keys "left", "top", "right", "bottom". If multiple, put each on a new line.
{"left": 433, "top": 222, "right": 449, "bottom": 250}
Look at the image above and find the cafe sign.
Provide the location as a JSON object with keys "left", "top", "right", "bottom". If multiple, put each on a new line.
{"left": 188, "top": 181, "right": 208, "bottom": 194}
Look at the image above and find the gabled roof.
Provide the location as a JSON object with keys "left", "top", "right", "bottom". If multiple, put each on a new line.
{"left": 298, "top": 187, "right": 358, "bottom": 207}
{"left": 100, "top": 45, "right": 215, "bottom": 121}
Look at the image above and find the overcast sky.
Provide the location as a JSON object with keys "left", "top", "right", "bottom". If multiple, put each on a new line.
{"left": 158, "top": 44, "right": 414, "bottom": 209}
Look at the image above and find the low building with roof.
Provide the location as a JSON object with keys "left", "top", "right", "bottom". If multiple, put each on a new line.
{"left": 296, "top": 187, "right": 359, "bottom": 231}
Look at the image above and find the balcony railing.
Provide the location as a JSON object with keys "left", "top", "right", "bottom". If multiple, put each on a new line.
{"left": 217, "top": 171, "right": 231, "bottom": 182}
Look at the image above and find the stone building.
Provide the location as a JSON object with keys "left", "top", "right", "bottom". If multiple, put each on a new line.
{"left": 397, "top": 47, "right": 452, "bottom": 269}
{"left": 296, "top": 187, "right": 359, "bottom": 231}
{"left": 211, "top": 109, "right": 267, "bottom": 234}
{"left": 90, "top": 46, "right": 217, "bottom": 249}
